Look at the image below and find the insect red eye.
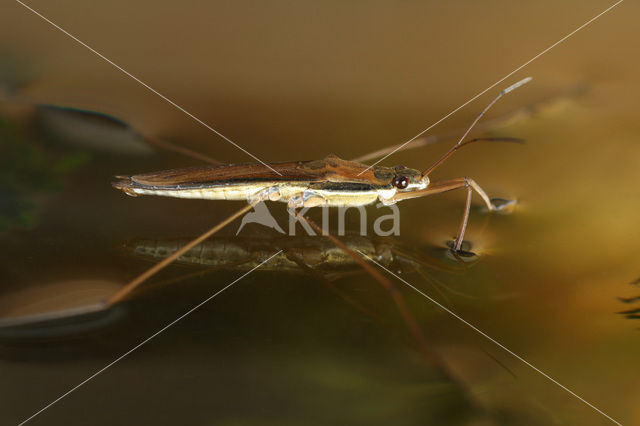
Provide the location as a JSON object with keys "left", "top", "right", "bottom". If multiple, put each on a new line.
{"left": 393, "top": 176, "right": 409, "bottom": 189}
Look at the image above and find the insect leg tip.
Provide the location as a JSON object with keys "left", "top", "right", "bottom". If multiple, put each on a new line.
{"left": 504, "top": 77, "right": 533, "bottom": 94}
{"left": 490, "top": 198, "right": 518, "bottom": 213}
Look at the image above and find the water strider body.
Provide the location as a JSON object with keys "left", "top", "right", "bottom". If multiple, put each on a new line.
{"left": 111, "top": 151, "right": 502, "bottom": 251}
{"left": 112, "top": 154, "right": 429, "bottom": 208}
{"left": 112, "top": 137, "right": 508, "bottom": 247}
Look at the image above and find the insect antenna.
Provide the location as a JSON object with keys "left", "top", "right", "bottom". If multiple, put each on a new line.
{"left": 351, "top": 135, "right": 440, "bottom": 163}
{"left": 422, "top": 77, "right": 532, "bottom": 177}
{"left": 352, "top": 83, "right": 581, "bottom": 165}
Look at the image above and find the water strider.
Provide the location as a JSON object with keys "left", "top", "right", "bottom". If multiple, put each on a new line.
{"left": 125, "top": 233, "right": 501, "bottom": 307}
{"left": 109, "top": 77, "right": 531, "bottom": 304}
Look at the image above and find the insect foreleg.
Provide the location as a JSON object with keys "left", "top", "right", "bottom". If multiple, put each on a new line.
{"left": 391, "top": 177, "right": 493, "bottom": 208}
{"left": 391, "top": 177, "right": 502, "bottom": 252}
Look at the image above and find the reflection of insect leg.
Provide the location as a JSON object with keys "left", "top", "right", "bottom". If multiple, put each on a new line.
{"left": 106, "top": 200, "right": 260, "bottom": 306}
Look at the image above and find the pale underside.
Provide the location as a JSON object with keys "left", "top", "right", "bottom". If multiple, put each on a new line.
{"left": 128, "top": 181, "right": 398, "bottom": 208}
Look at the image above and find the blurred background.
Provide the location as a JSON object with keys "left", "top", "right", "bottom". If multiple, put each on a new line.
{"left": 1, "top": 1, "right": 639, "bottom": 425}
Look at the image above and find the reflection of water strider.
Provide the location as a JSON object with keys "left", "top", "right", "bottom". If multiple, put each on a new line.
{"left": 122, "top": 231, "right": 487, "bottom": 407}
{"left": 127, "top": 234, "right": 471, "bottom": 278}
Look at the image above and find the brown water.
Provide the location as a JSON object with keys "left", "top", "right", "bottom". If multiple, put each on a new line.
{"left": 1, "top": 1, "right": 639, "bottom": 425}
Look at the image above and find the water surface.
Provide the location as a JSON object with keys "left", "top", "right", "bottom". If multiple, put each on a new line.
{"left": 1, "top": 1, "right": 639, "bottom": 425}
